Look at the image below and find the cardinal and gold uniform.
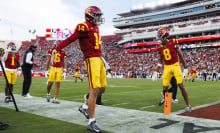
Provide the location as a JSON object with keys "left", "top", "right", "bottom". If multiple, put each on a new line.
{"left": 2, "top": 51, "right": 20, "bottom": 84}
{"left": 157, "top": 39, "right": 183, "bottom": 86}
{"left": 75, "top": 64, "right": 80, "bottom": 78}
{"left": 48, "top": 49, "right": 67, "bottom": 82}
{"left": 191, "top": 66, "right": 198, "bottom": 79}
{"left": 55, "top": 21, "right": 106, "bottom": 89}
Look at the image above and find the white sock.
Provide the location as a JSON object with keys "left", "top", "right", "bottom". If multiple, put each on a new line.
{"left": 82, "top": 104, "right": 88, "bottom": 109}
{"left": 88, "top": 118, "right": 95, "bottom": 125}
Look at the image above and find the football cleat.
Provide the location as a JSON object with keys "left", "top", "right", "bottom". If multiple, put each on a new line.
{"left": 172, "top": 99, "right": 180, "bottom": 103}
{"left": 158, "top": 98, "right": 164, "bottom": 106}
{"left": 46, "top": 95, "right": 50, "bottom": 102}
{"left": 4, "top": 97, "right": 10, "bottom": 103}
{"left": 185, "top": 105, "right": 191, "bottom": 113}
{"left": 9, "top": 96, "right": 13, "bottom": 102}
{"left": 87, "top": 121, "right": 103, "bottom": 133}
{"left": 52, "top": 98, "right": 60, "bottom": 104}
{"left": 79, "top": 105, "right": 89, "bottom": 119}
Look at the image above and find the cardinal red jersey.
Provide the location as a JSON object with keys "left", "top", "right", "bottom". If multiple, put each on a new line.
{"left": 75, "top": 65, "right": 80, "bottom": 72}
{"left": 3, "top": 52, "right": 20, "bottom": 69}
{"left": 55, "top": 21, "right": 102, "bottom": 59}
{"left": 157, "top": 39, "right": 179, "bottom": 65}
{"left": 48, "top": 49, "right": 66, "bottom": 67}
{"left": 191, "top": 69, "right": 196, "bottom": 74}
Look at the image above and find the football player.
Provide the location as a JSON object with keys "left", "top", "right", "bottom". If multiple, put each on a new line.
{"left": 191, "top": 66, "right": 197, "bottom": 82}
{"left": 51, "top": 6, "right": 105, "bottom": 132}
{"left": 2, "top": 42, "right": 20, "bottom": 103}
{"left": 45, "top": 42, "right": 67, "bottom": 104}
{"left": 74, "top": 63, "right": 83, "bottom": 83}
{"left": 155, "top": 28, "right": 191, "bottom": 113}
{"left": 212, "top": 67, "right": 218, "bottom": 81}
{"left": 186, "top": 68, "right": 191, "bottom": 81}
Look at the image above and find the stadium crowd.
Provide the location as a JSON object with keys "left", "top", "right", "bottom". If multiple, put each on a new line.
{"left": 17, "top": 35, "right": 220, "bottom": 80}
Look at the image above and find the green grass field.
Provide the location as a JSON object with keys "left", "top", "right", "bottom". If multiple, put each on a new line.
{"left": 0, "top": 77, "right": 219, "bottom": 133}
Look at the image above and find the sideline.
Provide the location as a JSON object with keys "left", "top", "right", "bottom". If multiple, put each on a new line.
{"left": 0, "top": 93, "right": 220, "bottom": 133}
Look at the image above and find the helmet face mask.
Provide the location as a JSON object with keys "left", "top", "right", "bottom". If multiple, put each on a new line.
{"left": 7, "top": 42, "right": 16, "bottom": 52}
{"left": 85, "top": 6, "right": 104, "bottom": 25}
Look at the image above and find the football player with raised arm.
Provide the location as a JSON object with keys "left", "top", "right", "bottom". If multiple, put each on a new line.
{"left": 45, "top": 43, "right": 67, "bottom": 104}
{"left": 154, "top": 28, "right": 191, "bottom": 113}
{"left": 51, "top": 6, "right": 105, "bottom": 132}
{"left": 2, "top": 42, "right": 20, "bottom": 103}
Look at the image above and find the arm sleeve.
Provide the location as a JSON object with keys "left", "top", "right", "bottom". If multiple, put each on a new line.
{"left": 55, "top": 27, "right": 79, "bottom": 51}
{"left": 26, "top": 52, "right": 33, "bottom": 64}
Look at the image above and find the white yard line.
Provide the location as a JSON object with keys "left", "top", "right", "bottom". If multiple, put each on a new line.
{"left": 140, "top": 105, "right": 155, "bottom": 110}
{"left": 0, "top": 93, "right": 220, "bottom": 133}
{"left": 112, "top": 103, "right": 129, "bottom": 106}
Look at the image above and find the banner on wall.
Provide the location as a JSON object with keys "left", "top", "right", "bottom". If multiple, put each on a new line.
{"left": 46, "top": 28, "right": 74, "bottom": 40}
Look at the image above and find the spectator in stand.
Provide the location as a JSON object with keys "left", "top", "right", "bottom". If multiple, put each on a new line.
{"left": 21, "top": 45, "right": 37, "bottom": 98}
{"left": 51, "top": 6, "right": 106, "bottom": 132}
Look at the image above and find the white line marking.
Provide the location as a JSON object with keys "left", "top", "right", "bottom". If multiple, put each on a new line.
{"left": 112, "top": 103, "right": 129, "bottom": 106}
{"left": 140, "top": 105, "right": 155, "bottom": 109}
